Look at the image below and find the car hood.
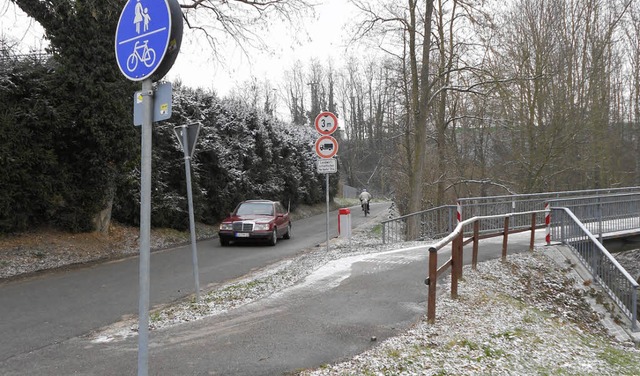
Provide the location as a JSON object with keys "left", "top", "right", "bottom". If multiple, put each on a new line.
{"left": 222, "top": 214, "right": 274, "bottom": 223}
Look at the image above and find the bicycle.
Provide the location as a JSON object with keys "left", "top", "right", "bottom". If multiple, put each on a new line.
{"left": 361, "top": 198, "right": 370, "bottom": 216}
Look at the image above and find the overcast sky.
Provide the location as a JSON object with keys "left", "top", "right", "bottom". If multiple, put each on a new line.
{"left": 1, "top": 0, "right": 361, "bottom": 97}
{"left": 0, "top": 1, "right": 48, "bottom": 53}
{"left": 167, "top": 0, "right": 361, "bottom": 95}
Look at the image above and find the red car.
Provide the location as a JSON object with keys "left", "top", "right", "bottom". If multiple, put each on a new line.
{"left": 218, "top": 200, "right": 292, "bottom": 246}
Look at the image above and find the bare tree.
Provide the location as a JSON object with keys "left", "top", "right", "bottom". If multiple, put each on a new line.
{"left": 282, "top": 60, "right": 307, "bottom": 125}
{"left": 179, "top": 0, "right": 313, "bottom": 62}
{"left": 485, "top": 0, "right": 634, "bottom": 192}
{"left": 227, "top": 75, "right": 279, "bottom": 116}
{"left": 6, "top": 0, "right": 314, "bottom": 72}
{"left": 334, "top": 55, "right": 400, "bottom": 193}
{"left": 350, "top": 0, "right": 435, "bottom": 236}
{"left": 626, "top": 2, "right": 640, "bottom": 184}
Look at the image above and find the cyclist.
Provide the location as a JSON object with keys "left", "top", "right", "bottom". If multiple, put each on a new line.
{"left": 359, "top": 189, "right": 372, "bottom": 215}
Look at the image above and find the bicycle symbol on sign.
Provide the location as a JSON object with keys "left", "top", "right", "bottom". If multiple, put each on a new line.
{"left": 126, "top": 40, "right": 156, "bottom": 72}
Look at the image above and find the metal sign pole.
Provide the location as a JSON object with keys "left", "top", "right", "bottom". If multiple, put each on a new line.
{"left": 326, "top": 173, "right": 330, "bottom": 253}
{"left": 314, "top": 111, "right": 338, "bottom": 254}
{"left": 138, "top": 78, "right": 153, "bottom": 376}
{"left": 180, "top": 125, "right": 200, "bottom": 302}
{"left": 115, "top": 1, "right": 183, "bottom": 373}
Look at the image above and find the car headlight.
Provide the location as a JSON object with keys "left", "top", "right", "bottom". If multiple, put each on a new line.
{"left": 253, "top": 223, "right": 270, "bottom": 231}
{"left": 220, "top": 223, "right": 233, "bottom": 231}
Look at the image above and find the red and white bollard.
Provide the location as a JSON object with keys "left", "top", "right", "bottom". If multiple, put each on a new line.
{"left": 338, "top": 208, "right": 351, "bottom": 239}
{"left": 545, "top": 202, "right": 551, "bottom": 245}
{"left": 456, "top": 201, "right": 462, "bottom": 223}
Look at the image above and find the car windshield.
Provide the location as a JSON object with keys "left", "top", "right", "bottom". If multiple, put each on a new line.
{"left": 236, "top": 202, "right": 274, "bottom": 216}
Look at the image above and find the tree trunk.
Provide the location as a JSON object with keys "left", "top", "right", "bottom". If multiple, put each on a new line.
{"left": 406, "top": 0, "right": 435, "bottom": 239}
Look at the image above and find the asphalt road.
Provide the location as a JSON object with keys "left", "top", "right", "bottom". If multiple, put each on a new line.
{"left": 0, "top": 202, "right": 385, "bottom": 365}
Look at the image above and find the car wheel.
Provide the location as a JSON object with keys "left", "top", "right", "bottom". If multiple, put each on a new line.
{"left": 269, "top": 228, "right": 277, "bottom": 246}
{"left": 283, "top": 223, "right": 292, "bottom": 240}
{"left": 220, "top": 237, "right": 230, "bottom": 247}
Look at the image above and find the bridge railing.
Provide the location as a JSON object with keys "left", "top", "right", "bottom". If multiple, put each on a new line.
{"left": 383, "top": 188, "right": 640, "bottom": 331}
{"left": 547, "top": 193, "right": 640, "bottom": 240}
{"left": 550, "top": 207, "right": 639, "bottom": 331}
{"left": 382, "top": 187, "right": 640, "bottom": 244}
{"left": 457, "top": 187, "right": 640, "bottom": 235}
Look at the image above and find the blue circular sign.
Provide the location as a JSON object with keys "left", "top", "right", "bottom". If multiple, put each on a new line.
{"left": 115, "top": 0, "right": 171, "bottom": 81}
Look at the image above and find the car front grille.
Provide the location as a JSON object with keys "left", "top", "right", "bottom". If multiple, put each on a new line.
{"left": 232, "top": 222, "right": 253, "bottom": 232}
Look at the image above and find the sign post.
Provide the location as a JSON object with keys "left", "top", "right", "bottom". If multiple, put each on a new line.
{"left": 314, "top": 112, "right": 339, "bottom": 253}
{"left": 174, "top": 124, "right": 202, "bottom": 302}
{"left": 115, "top": 0, "right": 182, "bottom": 374}
{"left": 325, "top": 172, "right": 330, "bottom": 252}
{"left": 138, "top": 78, "right": 153, "bottom": 376}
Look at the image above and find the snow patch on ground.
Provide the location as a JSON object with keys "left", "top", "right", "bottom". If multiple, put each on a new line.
{"left": 7, "top": 202, "right": 639, "bottom": 374}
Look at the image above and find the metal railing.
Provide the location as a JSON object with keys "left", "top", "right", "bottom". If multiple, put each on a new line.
{"left": 551, "top": 207, "right": 639, "bottom": 331}
{"left": 547, "top": 193, "right": 640, "bottom": 240}
{"left": 381, "top": 205, "right": 456, "bottom": 244}
{"left": 458, "top": 187, "right": 640, "bottom": 235}
{"left": 382, "top": 187, "right": 640, "bottom": 244}
{"left": 383, "top": 188, "right": 640, "bottom": 331}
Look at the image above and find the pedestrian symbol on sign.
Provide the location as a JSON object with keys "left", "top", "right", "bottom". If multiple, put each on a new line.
{"left": 134, "top": 0, "right": 143, "bottom": 32}
{"left": 133, "top": 0, "right": 152, "bottom": 33}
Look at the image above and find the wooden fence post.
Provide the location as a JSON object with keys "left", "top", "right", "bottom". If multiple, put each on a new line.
{"left": 451, "top": 235, "right": 459, "bottom": 299}
{"left": 457, "top": 231, "right": 464, "bottom": 279}
{"left": 472, "top": 220, "right": 479, "bottom": 270}
{"left": 427, "top": 247, "right": 437, "bottom": 323}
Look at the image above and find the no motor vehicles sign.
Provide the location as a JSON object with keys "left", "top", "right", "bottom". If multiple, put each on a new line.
{"left": 315, "top": 135, "right": 339, "bottom": 159}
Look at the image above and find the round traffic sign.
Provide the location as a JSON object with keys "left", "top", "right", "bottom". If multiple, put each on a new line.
{"left": 314, "top": 111, "right": 339, "bottom": 135}
{"left": 315, "top": 135, "right": 339, "bottom": 159}
{"left": 115, "top": 0, "right": 174, "bottom": 81}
